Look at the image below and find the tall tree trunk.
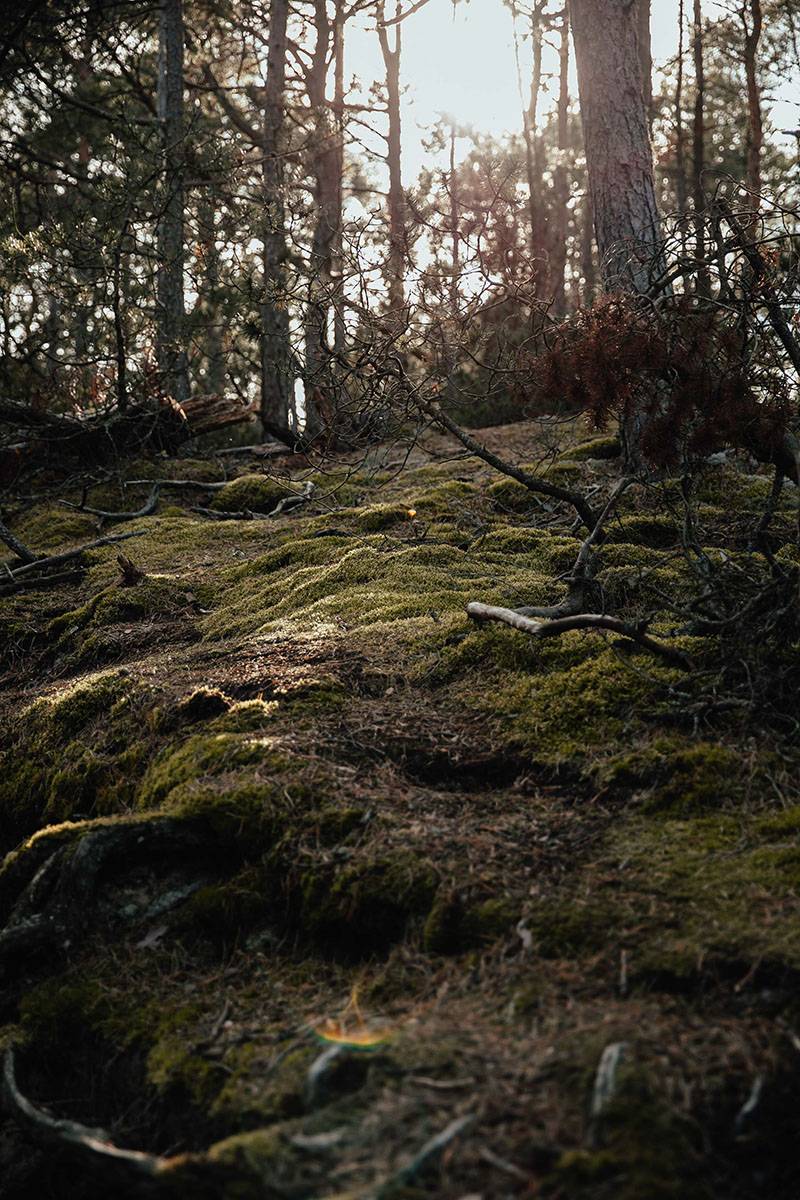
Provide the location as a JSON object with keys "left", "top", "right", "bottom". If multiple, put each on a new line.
{"left": 636, "top": 0, "right": 653, "bottom": 131}
{"left": 156, "top": 0, "right": 189, "bottom": 403}
{"left": 580, "top": 191, "right": 596, "bottom": 305}
{"left": 332, "top": 0, "right": 347, "bottom": 354}
{"left": 551, "top": 10, "right": 570, "bottom": 317}
{"left": 377, "top": 2, "right": 406, "bottom": 319}
{"left": 692, "top": 0, "right": 710, "bottom": 295}
{"left": 529, "top": 3, "right": 549, "bottom": 293}
{"left": 303, "top": 0, "right": 339, "bottom": 439}
{"left": 569, "top": 0, "right": 663, "bottom": 293}
{"left": 261, "top": 0, "right": 293, "bottom": 439}
{"left": 742, "top": 0, "right": 763, "bottom": 223}
{"left": 675, "top": 0, "right": 688, "bottom": 222}
{"left": 197, "top": 189, "right": 226, "bottom": 396}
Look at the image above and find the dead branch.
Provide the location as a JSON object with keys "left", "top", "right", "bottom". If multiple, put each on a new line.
{"left": 417, "top": 396, "right": 600, "bottom": 532}
{"left": 0, "top": 519, "right": 36, "bottom": 563}
{"left": 518, "top": 477, "right": 633, "bottom": 619}
{"left": 6, "top": 529, "right": 145, "bottom": 580}
{"left": 0, "top": 568, "right": 84, "bottom": 596}
{"left": 58, "top": 483, "right": 161, "bottom": 523}
{"left": 466, "top": 602, "right": 693, "bottom": 670}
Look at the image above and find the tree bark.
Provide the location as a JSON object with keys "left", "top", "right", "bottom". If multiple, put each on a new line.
{"left": 156, "top": 0, "right": 189, "bottom": 404}
{"left": 377, "top": 2, "right": 406, "bottom": 319}
{"left": 569, "top": 0, "right": 663, "bottom": 293}
{"left": 303, "top": 0, "right": 339, "bottom": 440}
{"left": 675, "top": 0, "right": 688, "bottom": 221}
{"left": 636, "top": 0, "right": 653, "bottom": 131}
{"left": 742, "top": 0, "right": 763, "bottom": 223}
{"left": 692, "top": 0, "right": 710, "bottom": 295}
{"left": 551, "top": 10, "right": 570, "bottom": 317}
{"left": 261, "top": 0, "right": 293, "bottom": 437}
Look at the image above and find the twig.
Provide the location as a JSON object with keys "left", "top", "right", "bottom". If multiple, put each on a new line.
{"left": 466, "top": 603, "right": 693, "bottom": 670}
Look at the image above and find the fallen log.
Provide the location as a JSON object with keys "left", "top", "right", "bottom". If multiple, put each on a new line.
{"left": 0, "top": 393, "right": 256, "bottom": 470}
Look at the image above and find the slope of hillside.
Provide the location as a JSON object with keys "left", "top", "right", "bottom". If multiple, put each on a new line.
{"left": 1, "top": 420, "right": 799, "bottom": 1199}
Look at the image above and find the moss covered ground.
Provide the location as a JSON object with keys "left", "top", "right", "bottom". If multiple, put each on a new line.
{"left": 1, "top": 418, "right": 799, "bottom": 1198}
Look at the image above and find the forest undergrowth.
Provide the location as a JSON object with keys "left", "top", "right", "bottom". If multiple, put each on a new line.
{"left": 1, "top": 414, "right": 799, "bottom": 1199}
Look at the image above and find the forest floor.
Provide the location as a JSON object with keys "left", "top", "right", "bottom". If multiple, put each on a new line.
{"left": 1, "top": 416, "right": 799, "bottom": 1199}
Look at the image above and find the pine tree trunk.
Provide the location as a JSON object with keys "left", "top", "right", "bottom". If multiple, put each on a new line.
{"left": 675, "top": 0, "right": 688, "bottom": 222}
{"left": 303, "top": 0, "right": 339, "bottom": 439}
{"left": 743, "top": 0, "right": 763, "bottom": 224}
{"left": 156, "top": 0, "right": 189, "bottom": 404}
{"left": 692, "top": 0, "right": 710, "bottom": 295}
{"left": 636, "top": 0, "right": 653, "bottom": 131}
{"left": 569, "top": 0, "right": 663, "bottom": 294}
{"left": 378, "top": 3, "right": 406, "bottom": 319}
{"left": 551, "top": 11, "right": 570, "bottom": 317}
{"left": 261, "top": 0, "right": 293, "bottom": 438}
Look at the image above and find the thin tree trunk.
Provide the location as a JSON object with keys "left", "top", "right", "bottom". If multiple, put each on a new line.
{"left": 675, "top": 0, "right": 688, "bottom": 222}
{"left": 377, "top": 2, "right": 406, "bottom": 319}
{"left": 692, "top": 0, "right": 710, "bottom": 295}
{"left": 569, "top": 0, "right": 663, "bottom": 293}
{"left": 198, "top": 190, "right": 226, "bottom": 396}
{"left": 551, "top": 10, "right": 570, "bottom": 317}
{"left": 529, "top": 2, "right": 549, "bottom": 292}
{"left": 156, "top": 0, "right": 189, "bottom": 403}
{"left": 303, "top": 0, "right": 339, "bottom": 439}
{"left": 261, "top": 0, "right": 293, "bottom": 438}
{"left": 743, "top": 0, "right": 763, "bottom": 223}
{"left": 332, "top": 0, "right": 347, "bottom": 354}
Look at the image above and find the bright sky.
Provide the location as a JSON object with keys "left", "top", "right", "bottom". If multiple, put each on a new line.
{"left": 344, "top": 0, "right": 800, "bottom": 180}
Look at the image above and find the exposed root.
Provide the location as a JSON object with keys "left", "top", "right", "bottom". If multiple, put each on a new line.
{"left": 0, "top": 818, "right": 217, "bottom": 975}
{"left": 2, "top": 1047, "right": 167, "bottom": 1181}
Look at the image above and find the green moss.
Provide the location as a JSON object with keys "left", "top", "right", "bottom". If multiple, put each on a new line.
{"left": 423, "top": 891, "right": 518, "bottom": 953}
{"left": 608, "top": 812, "right": 800, "bottom": 982}
{"left": 601, "top": 738, "right": 744, "bottom": 816}
{"left": 300, "top": 855, "right": 438, "bottom": 954}
{"left": 8, "top": 506, "right": 97, "bottom": 553}
{"left": 136, "top": 732, "right": 292, "bottom": 809}
{"left": 545, "top": 1066, "right": 708, "bottom": 1199}
{"left": 210, "top": 474, "right": 291, "bottom": 513}
{"left": 0, "top": 672, "right": 157, "bottom": 843}
{"left": 352, "top": 502, "right": 413, "bottom": 532}
{"left": 605, "top": 514, "right": 680, "bottom": 549}
{"left": 562, "top": 435, "right": 622, "bottom": 462}
{"left": 484, "top": 639, "right": 683, "bottom": 762}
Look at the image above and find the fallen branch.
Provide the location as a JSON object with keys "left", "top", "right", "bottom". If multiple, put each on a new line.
{"left": 466, "top": 602, "right": 693, "bottom": 670}
{"left": 58, "top": 483, "right": 161, "bottom": 523}
{"left": 0, "top": 519, "right": 36, "bottom": 563}
{"left": 0, "top": 568, "right": 84, "bottom": 596}
{"left": 377, "top": 1114, "right": 475, "bottom": 1196}
{"left": 7, "top": 529, "right": 145, "bottom": 580}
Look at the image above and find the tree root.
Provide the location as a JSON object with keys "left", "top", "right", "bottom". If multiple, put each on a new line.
{"left": 0, "top": 817, "right": 217, "bottom": 976}
{"left": 2, "top": 1047, "right": 169, "bottom": 1182}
